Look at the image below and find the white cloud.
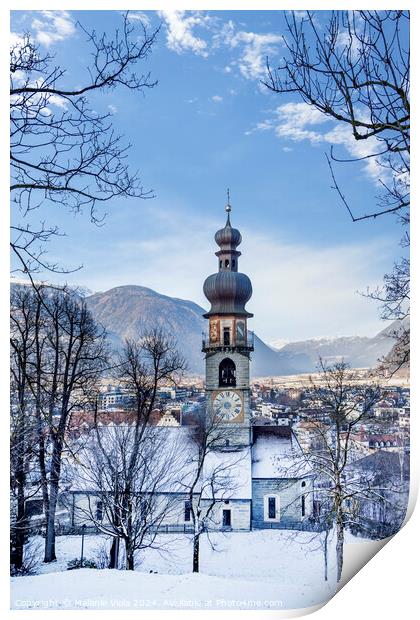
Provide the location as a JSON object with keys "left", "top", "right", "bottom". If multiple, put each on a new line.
{"left": 231, "top": 31, "right": 283, "bottom": 80}
{"left": 218, "top": 20, "right": 282, "bottom": 80}
{"left": 108, "top": 104, "right": 118, "bottom": 114}
{"left": 10, "top": 31, "right": 25, "bottom": 47}
{"left": 273, "top": 102, "right": 328, "bottom": 142}
{"left": 211, "top": 95, "right": 223, "bottom": 103}
{"left": 244, "top": 231, "right": 391, "bottom": 341}
{"left": 31, "top": 10, "right": 76, "bottom": 47}
{"left": 158, "top": 12, "right": 282, "bottom": 82}
{"left": 126, "top": 12, "right": 151, "bottom": 26}
{"left": 46, "top": 94, "right": 68, "bottom": 111}
{"left": 252, "top": 102, "right": 384, "bottom": 182}
{"left": 159, "top": 10, "right": 211, "bottom": 57}
{"left": 323, "top": 123, "right": 382, "bottom": 179}
{"left": 79, "top": 203, "right": 392, "bottom": 342}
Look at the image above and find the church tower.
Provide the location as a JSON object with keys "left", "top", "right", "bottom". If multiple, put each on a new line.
{"left": 202, "top": 195, "right": 254, "bottom": 448}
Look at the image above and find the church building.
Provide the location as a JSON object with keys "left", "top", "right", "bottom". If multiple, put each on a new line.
{"left": 200, "top": 197, "right": 314, "bottom": 530}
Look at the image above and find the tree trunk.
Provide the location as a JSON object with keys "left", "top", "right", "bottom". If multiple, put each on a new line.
{"left": 193, "top": 534, "right": 200, "bottom": 573}
{"left": 126, "top": 554, "right": 135, "bottom": 571}
{"left": 11, "top": 484, "right": 27, "bottom": 571}
{"left": 109, "top": 538, "right": 119, "bottom": 569}
{"left": 11, "top": 383, "right": 28, "bottom": 571}
{"left": 336, "top": 510, "right": 344, "bottom": 583}
{"left": 125, "top": 539, "right": 135, "bottom": 570}
{"left": 11, "top": 450, "right": 27, "bottom": 571}
{"left": 323, "top": 527, "right": 330, "bottom": 581}
{"left": 44, "top": 487, "right": 58, "bottom": 563}
{"left": 44, "top": 444, "right": 62, "bottom": 563}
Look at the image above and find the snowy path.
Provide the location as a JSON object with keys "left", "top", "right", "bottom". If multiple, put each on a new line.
{"left": 11, "top": 531, "right": 368, "bottom": 610}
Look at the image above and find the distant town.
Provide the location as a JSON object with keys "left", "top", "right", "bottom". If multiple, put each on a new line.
{"left": 91, "top": 374, "right": 409, "bottom": 446}
{"left": 57, "top": 372, "right": 408, "bottom": 537}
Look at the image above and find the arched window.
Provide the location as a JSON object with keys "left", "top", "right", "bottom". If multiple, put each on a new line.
{"left": 225, "top": 259, "right": 230, "bottom": 268}
{"left": 219, "top": 358, "right": 236, "bottom": 387}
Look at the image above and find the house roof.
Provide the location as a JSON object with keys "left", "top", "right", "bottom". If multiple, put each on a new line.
{"left": 346, "top": 449, "right": 410, "bottom": 482}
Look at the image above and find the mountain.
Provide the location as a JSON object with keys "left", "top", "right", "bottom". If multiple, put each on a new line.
{"left": 85, "top": 286, "right": 207, "bottom": 373}
{"left": 269, "top": 339, "right": 289, "bottom": 351}
{"left": 85, "top": 286, "right": 296, "bottom": 376}
{"left": 84, "top": 285, "right": 399, "bottom": 377}
{"left": 274, "top": 333, "right": 391, "bottom": 375}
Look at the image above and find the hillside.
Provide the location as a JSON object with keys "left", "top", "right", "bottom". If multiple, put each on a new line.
{"left": 85, "top": 285, "right": 398, "bottom": 377}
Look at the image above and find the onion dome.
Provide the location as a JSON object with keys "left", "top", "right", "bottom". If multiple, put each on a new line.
{"left": 203, "top": 196, "right": 253, "bottom": 318}
{"left": 214, "top": 210, "right": 242, "bottom": 249}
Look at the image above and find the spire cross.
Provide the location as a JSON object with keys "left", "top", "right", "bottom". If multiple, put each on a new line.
{"left": 226, "top": 188, "right": 231, "bottom": 212}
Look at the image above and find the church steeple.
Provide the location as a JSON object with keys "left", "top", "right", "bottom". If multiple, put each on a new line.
{"left": 202, "top": 193, "right": 253, "bottom": 449}
{"left": 203, "top": 196, "right": 253, "bottom": 318}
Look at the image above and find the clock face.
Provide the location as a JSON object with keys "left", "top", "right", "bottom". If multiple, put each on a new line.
{"left": 213, "top": 390, "right": 243, "bottom": 422}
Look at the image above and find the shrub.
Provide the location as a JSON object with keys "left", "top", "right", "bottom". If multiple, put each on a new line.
{"left": 11, "top": 538, "right": 42, "bottom": 576}
{"left": 67, "top": 557, "right": 97, "bottom": 570}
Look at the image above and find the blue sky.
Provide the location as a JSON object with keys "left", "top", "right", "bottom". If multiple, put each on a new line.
{"left": 10, "top": 9, "right": 406, "bottom": 343}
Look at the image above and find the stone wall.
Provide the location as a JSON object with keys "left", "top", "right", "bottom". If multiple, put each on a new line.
{"left": 205, "top": 350, "right": 250, "bottom": 389}
{"left": 251, "top": 477, "right": 314, "bottom": 529}
{"left": 65, "top": 492, "right": 251, "bottom": 532}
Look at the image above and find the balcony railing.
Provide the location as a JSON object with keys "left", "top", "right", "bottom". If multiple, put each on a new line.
{"left": 202, "top": 330, "right": 254, "bottom": 353}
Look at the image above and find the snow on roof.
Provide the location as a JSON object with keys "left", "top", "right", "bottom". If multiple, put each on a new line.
{"left": 252, "top": 430, "right": 311, "bottom": 479}
{"left": 66, "top": 426, "right": 252, "bottom": 498}
{"left": 202, "top": 448, "right": 252, "bottom": 500}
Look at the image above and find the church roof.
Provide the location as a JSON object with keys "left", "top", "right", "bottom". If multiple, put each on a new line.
{"left": 203, "top": 200, "right": 253, "bottom": 318}
{"left": 251, "top": 426, "right": 312, "bottom": 479}
{"left": 203, "top": 270, "right": 253, "bottom": 318}
{"left": 65, "top": 425, "right": 253, "bottom": 498}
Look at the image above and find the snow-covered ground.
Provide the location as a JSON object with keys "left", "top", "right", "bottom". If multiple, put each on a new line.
{"left": 11, "top": 531, "right": 368, "bottom": 611}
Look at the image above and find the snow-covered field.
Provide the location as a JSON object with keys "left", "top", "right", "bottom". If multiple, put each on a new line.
{"left": 11, "top": 531, "right": 367, "bottom": 611}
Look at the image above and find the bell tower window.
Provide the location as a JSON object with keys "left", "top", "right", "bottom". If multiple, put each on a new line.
{"left": 225, "top": 259, "right": 230, "bottom": 269}
{"left": 223, "top": 327, "right": 231, "bottom": 346}
{"left": 219, "top": 358, "right": 236, "bottom": 387}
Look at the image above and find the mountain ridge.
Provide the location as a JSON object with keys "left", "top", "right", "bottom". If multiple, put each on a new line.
{"left": 84, "top": 284, "right": 399, "bottom": 377}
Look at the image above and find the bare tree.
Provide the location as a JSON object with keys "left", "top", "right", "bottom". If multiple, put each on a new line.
{"left": 72, "top": 422, "right": 186, "bottom": 570}
{"left": 17, "top": 287, "right": 109, "bottom": 563}
{"left": 10, "top": 286, "right": 40, "bottom": 571}
{"left": 10, "top": 13, "right": 159, "bottom": 275}
{"left": 265, "top": 11, "right": 409, "bottom": 222}
{"left": 181, "top": 409, "right": 247, "bottom": 573}
{"left": 296, "top": 360, "right": 382, "bottom": 582}
{"left": 73, "top": 330, "right": 185, "bottom": 570}
{"left": 264, "top": 10, "right": 410, "bottom": 370}
{"left": 367, "top": 256, "right": 409, "bottom": 376}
